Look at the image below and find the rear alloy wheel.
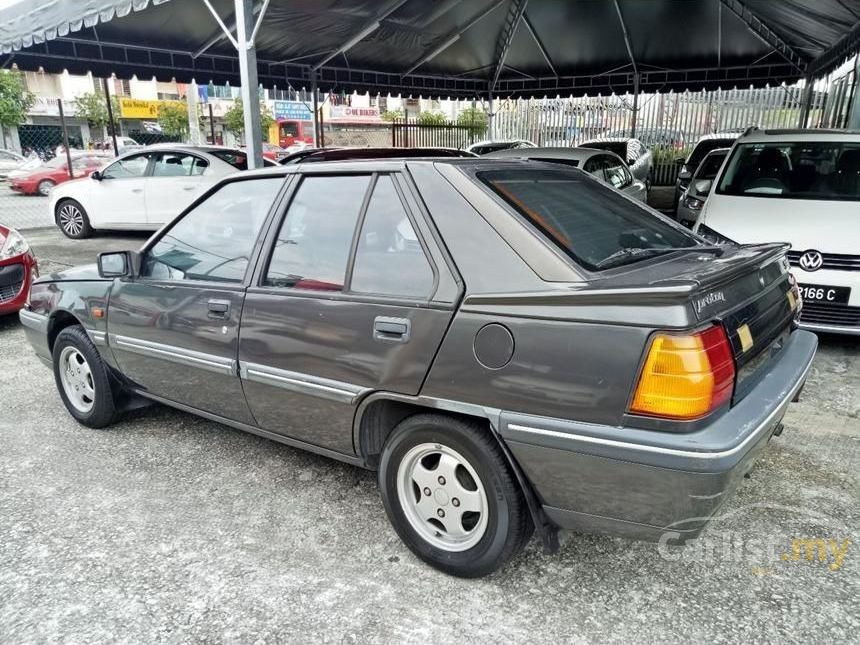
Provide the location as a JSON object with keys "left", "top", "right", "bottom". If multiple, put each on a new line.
{"left": 37, "top": 179, "right": 56, "bottom": 196}
{"left": 379, "top": 414, "right": 533, "bottom": 578}
{"left": 56, "top": 200, "right": 93, "bottom": 239}
{"left": 52, "top": 325, "right": 118, "bottom": 428}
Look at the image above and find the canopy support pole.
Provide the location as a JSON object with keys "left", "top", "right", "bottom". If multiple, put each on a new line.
{"left": 101, "top": 77, "right": 119, "bottom": 157}
{"left": 487, "top": 91, "right": 495, "bottom": 140}
{"left": 311, "top": 76, "right": 320, "bottom": 148}
{"left": 235, "top": 0, "right": 263, "bottom": 168}
{"left": 799, "top": 75, "right": 814, "bottom": 128}
{"left": 631, "top": 72, "right": 640, "bottom": 138}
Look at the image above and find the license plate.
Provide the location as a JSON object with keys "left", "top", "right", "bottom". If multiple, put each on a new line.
{"left": 797, "top": 284, "right": 851, "bottom": 305}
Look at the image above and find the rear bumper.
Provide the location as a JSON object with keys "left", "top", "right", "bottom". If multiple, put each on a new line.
{"left": 799, "top": 321, "right": 860, "bottom": 336}
{"left": 501, "top": 329, "right": 818, "bottom": 542}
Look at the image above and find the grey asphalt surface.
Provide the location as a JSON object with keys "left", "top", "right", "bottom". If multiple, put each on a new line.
{"left": 0, "top": 185, "right": 51, "bottom": 230}
{"left": 1, "top": 228, "right": 858, "bottom": 644}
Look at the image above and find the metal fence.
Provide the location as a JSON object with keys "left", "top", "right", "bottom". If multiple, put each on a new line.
{"left": 391, "top": 121, "right": 479, "bottom": 148}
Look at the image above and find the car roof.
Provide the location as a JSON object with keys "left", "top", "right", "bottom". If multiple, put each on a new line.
{"left": 737, "top": 127, "right": 860, "bottom": 143}
{"left": 284, "top": 147, "right": 477, "bottom": 163}
{"left": 579, "top": 137, "right": 637, "bottom": 144}
{"left": 482, "top": 146, "right": 611, "bottom": 162}
{"left": 694, "top": 132, "right": 743, "bottom": 144}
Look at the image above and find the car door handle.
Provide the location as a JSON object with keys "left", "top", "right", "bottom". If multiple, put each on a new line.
{"left": 207, "top": 298, "right": 231, "bottom": 318}
{"left": 181, "top": 186, "right": 195, "bottom": 191}
{"left": 373, "top": 316, "right": 410, "bottom": 343}
{"left": 131, "top": 188, "right": 143, "bottom": 193}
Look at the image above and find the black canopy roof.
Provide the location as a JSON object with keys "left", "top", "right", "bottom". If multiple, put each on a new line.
{"left": 1, "top": 0, "right": 858, "bottom": 98}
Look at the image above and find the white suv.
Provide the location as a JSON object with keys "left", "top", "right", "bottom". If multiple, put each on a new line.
{"left": 694, "top": 128, "right": 860, "bottom": 336}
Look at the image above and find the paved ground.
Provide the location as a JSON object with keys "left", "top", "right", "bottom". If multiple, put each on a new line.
{"left": 0, "top": 185, "right": 51, "bottom": 230}
{"left": 1, "top": 229, "right": 858, "bottom": 644}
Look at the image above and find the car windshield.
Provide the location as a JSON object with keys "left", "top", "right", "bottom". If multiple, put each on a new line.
{"left": 716, "top": 141, "right": 860, "bottom": 201}
{"left": 210, "top": 150, "right": 248, "bottom": 170}
{"left": 694, "top": 152, "right": 728, "bottom": 180}
{"left": 479, "top": 168, "right": 699, "bottom": 271}
{"left": 581, "top": 141, "right": 627, "bottom": 157}
{"left": 688, "top": 138, "right": 735, "bottom": 169}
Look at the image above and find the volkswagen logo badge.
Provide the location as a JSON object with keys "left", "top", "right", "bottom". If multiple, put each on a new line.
{"left": 798, "top": 250, "right": 824, "bottom": 272}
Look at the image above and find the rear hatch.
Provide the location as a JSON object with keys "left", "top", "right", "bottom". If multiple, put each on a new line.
{"left": 600, "top": 243, "right": 797, "bottom": 401}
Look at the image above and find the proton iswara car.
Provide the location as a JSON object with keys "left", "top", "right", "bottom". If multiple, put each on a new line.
{"left": 20, "top": 158, "right": 816, "bottom": 577}
{"left": 694, "top": 128, "right": 860, "bottom": 335}
{"left": 49, "top": 145, "right": 263, "bottom": 239}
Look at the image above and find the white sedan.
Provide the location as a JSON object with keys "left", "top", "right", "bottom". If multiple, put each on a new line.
{"left": 49, "top": 146, "right": 256, "bottom": 239}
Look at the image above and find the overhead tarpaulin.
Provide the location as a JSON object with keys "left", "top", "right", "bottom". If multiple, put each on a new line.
{"left": 0, "top": 0, "right": 858, "bottom": 99}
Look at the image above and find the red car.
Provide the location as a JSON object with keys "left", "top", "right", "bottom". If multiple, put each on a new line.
{"left": 261, "top": 142, "right": 288, "bottom": 162}
{"left": 9, "top": 155, "right": 108, "bottom": 196}
{"left": 0, "top": 224, "right": 37, "bottom": 315}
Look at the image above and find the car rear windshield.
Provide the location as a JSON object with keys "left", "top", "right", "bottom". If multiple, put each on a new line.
{"left": 581, "top": 141, "right": 627, "bottom": 157}
{"left": 688, "top": 138, "right": 736, "bottom": 169}
{"left": 716, "top": 141, "right": 860, "bottom": 201}
{"left": 210, "top": 150, "right": 248, "bottom": 170}
{"left": 479, "top": 168, "right": 698, "bottom": 271}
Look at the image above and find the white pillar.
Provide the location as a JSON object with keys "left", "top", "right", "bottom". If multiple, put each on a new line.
{"left": 488, "top": 92, "right": 495, "bottom": 140}
{"left": 186, "top": 80, "right": 202, "bottom": 145}
{"left": 235, "top": 0, "right": 263, "bottom": 168}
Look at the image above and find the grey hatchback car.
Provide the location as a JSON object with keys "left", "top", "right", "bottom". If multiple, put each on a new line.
{"left": 20, "top": 159, "right": 817, "bottom": 577}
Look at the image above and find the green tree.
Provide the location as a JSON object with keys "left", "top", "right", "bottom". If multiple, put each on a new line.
{"left": 74, "top": 91, "right": 120, "bottom": 139}
{"left": 223, "top": 97, "right": 275, "bottom": 141}
{"left": 0, "top": 70, "right": 35, "bottom": 147}
{"left": 157, "top": 103, "right": 189, "bottom": 138}
{"left": 381, "top": 109, "right": 405, "bottom": 122}
{"left": 457, "top": 106, "right": 488, "bottom": 133}
{"left": 417, "top": 111, "right": 448, "bottom": 125}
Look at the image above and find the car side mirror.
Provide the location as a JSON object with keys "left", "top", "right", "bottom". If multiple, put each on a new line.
{"left": 91, "top": 170, "right": 102, "bottom": 181}
{"left": 98, "top": 251, "right": 138, "bottom": 279}
{"left": 694, "top": 179, "right": 713, "bottom": 194}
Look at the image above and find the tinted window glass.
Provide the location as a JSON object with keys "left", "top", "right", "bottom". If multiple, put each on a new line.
{"left": 480, "top": 168, "right": 697, "bottom": 271}
{"left": 102, "top": 154, "right": 150, "bottom": 179}
{"left": 210, "top": 150, "right": 248, "bottom": 170}
{"left": 265, "top": 175, "right": 370, "bottom": 290}
{"left": 351, "top": 176, "right": 433, "bottom": 298}
{"left": 694, "top": 151, "right": 728, "bottom": 181}
{"left": 151, "top": 152, "right": 198, "bottom": 177}
{"left": 582, "top": 155, "right": 606, "bottom": 175}
{"left": 716, "top": 141, "right": 860, "bottom": 200}
{"left": 141, "top": 178, "right": 281, "bottom": 282}
{"left": 688, "top": 138, "right": 736, "bottom": 169}
{"left": 604, "top": 157, "right": 632, "bottom": 189}
{"left": 581, "top": 141, "right": 627, "bottom": 158}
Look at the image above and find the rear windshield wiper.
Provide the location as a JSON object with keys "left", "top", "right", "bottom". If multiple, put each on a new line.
{"left": 594, "top": 245, "right": 724, "bottom": 270}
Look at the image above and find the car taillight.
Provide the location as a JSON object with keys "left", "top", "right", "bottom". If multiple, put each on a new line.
{"left": 630, "top": 325, "right": 735, "bottom": 420}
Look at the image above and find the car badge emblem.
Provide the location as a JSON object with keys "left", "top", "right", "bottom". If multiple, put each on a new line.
{"left": 798, "top": 250, "right": 823, "bottom": 272}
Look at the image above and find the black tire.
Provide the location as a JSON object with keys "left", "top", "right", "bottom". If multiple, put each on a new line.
{"left": 52, "top": 325, "right": 118, "bottom": 428}
{"left": 55, "top": 199, "right": 93, "bottom": 239}
{"left": 37, "top": 179, "right": 56, "bottom": 196}
{"left": 378, "top": 413, "right": 533, "bottom": 578}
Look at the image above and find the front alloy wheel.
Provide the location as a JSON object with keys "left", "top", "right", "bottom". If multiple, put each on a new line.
{"left": 52, "top": 325, "right": 117, "bottom": 427}
{"left": 58, "top": 346, "right": 95, "bottom": 414}
{"left": 56, "top": 201, "right": 92, "bottom": 239}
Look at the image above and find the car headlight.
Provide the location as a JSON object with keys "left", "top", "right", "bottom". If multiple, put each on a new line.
{"left": 0, "top": 229, "right": 29, "bottom": 260}
{"left": 682, "top": 195, "right": 705, "bottom": 211}
{"left": 696, "top": 224, "right": 736, "bottom": 246}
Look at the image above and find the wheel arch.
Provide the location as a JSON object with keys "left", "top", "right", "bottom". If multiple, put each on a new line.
{"left": 353, "top": 393, "right": 559, "bottom": 552}
{"left": 47, "top": 309, "right": 83, "bottom": 352}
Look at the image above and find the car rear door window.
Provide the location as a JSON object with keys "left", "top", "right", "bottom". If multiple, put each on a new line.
{"left": 264, "top": 175, "right": 371, "bottom": 290}
{"left": 141, "top": 177, "right": 282, "bottom": 282}
{"left": 350, "top": 175, "right": 434, "bottom": 298}
{"left": 151, "top": 152, "right": 207, "bottom": 177}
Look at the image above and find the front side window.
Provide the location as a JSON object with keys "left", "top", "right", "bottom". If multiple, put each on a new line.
{"left": 141, "top": 177, "right": 282, "bottom": 283}
{"left": 480, "top": 168, "right": 697, "bottom": 271}
{"left": 716, "top": 141, "right": 860, "bottom": 200}
{"left": 102, "top": 154, "right": 150, "bottom": 179}
{"left": 351, "top": 176, "right": 433, "bottom": 298}
{"left": 264, "top": 175, "right": 370, "bottom": 290}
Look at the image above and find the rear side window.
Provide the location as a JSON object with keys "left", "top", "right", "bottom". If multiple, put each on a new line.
{"left": 211, "top": 150, "right": 248, "bottom": 170}
{"left": 264, "top": 175, "right": 370, "bottom": 290}
{"left": 480, "top": 168, "right": 696, "bottom": 271}
{"left": 351, "top": 176, "right": 434, "bottom": 298}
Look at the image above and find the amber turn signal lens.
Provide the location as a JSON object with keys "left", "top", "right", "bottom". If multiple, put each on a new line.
{"left": 630, "top": 325, "right": 735, "bottom": 420}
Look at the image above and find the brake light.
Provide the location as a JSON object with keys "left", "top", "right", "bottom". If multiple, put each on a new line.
{"left": 630, "top": 325, "right": 735, "bottom": 420}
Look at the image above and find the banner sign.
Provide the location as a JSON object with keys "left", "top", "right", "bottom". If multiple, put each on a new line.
{"left": 118, "top": 98, "right": 185, "bottom": 119}
{"left": 273, "top": 100, "right": 313, "bottom": 121}
{"left": 328, "top": 105, "right": 381, "bottom": 122}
